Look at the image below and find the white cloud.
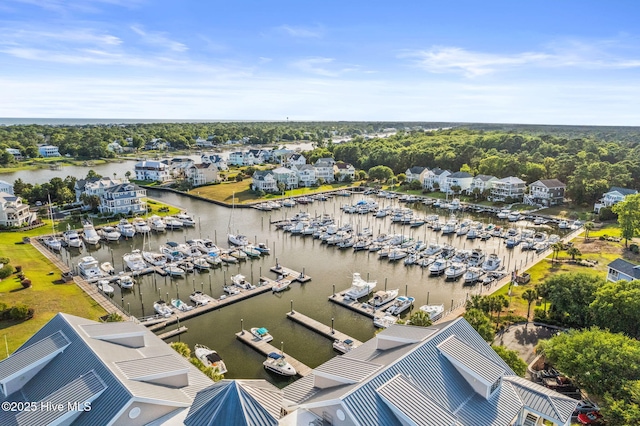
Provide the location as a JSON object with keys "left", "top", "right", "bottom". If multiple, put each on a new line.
{"left": 291, "top": 57, "right": 360, "bottom": 77}
{"left": 277, "top": 25, "right": 323, "bottom": 38}
{"left": 130, "top": 25, "right": 188, "bottom": 52}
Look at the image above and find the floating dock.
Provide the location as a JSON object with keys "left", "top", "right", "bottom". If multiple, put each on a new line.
{"left": 269, "top": 264, "right": 311, "bottom": 283}
{"left": 286, "top": 311, "right": 362, "bottom": 346}
{"left": 157, "top": 326, "right": 188, "bottom": 340}
{"left": 328, "top": 292, "right": 389, "bottom": 321}
{"left": 235, "top": 330, "right": 312, "bottom": 377}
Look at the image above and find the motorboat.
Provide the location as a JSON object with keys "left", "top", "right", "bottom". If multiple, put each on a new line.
{"left": 419, "top": 304, "right": 445, "bottom": 321}
{"left": 78, "top": 256, "right": 103, "bottom": 279}
{"left": 118, "top": 274, "right": 135, "bottom": 289}
{"left": 466, "top": 229, "right": 477, "bottom": 240}
{"left": 231, "top": 274, "right": 255, "bottom": 290}
{"left": 255, "top": 242, "right": 271, "bottom": 254}
{"left": 373, "top": 315, "right": 398, "bottom": 328}
{"left": 175, "top": 212, "right": 196, "bottom": 227}
{"left": 333, "top": 338, "right": 358, "bottom": 354}
{"left": 482, "top": 253, "right": 502, "bottom": 271}
{"left": 441, "top": 222, "right": 456, "bottom": 235}
{"left": 445, "top": 262, "right": 466, "bottom": 280}
{"left": 468, "top": 249, "right": 485, "bottom": 267}
{"left": 424, "top": 242, "right": 442, "bottom": 256}
{"left": 367, "top": 289, "right": 399, "bottom": 307}
{"left": 228, "top": 233, "right": 248, "bottom": 246}
{"left": 219, "top": 253, "right": 237, "bottom": 264}
{"left": 116, "top": 219, "right": 136, "bottom": 238}
{"left": 464, "top": 267, "right": 485, "bottom": 284}
{"left": 178, "top": 260, "right": 195, "bottom": 274}
{"left": 558, "top": 220, "right": 569, "bottom": 229}
{"left": 263, "top": 352, "right": 296, "bottom": 376}
{"left": 507, "top": 211, "right": 521, "bottom": 222}
{"left": 251, "top": 327, "right": 273, "bottom": 343}
{"left": 82, "top": 223, "right": 101, "bottom": 246}
{"left": 272, "top": 277, "right": 291, "bottom": 293}
{"left": 194, "top": 344, "right": 228, "bottom": 374}
{"left": 229, "top": 248, "right": 248, "bottom": 261}
{"left": 387, "top": 249, "right": 408, "bottom": 261}
{"left": 63, "top": 229, "right": 83, "bottom": 248}
{"left": 223, "top": 285, "right": 240, "bottom": 295}
{"left": 163, "top": 216, "right": 184, "bottom": 230}
{"left": 192, "top": 257, "right": 210, "bottom": 270}
{"left": 142, "top": 251, "right": 167, "bottom": 267}
{"left": 132, "top": 217, "right": 151, "bottom": 234}
{"left": 429, "top": 258, "right": 448, "bottom": 275}
{"left": 242, "top": 245, "right": 262, "bottom": 258}
{"left": 44, "top": 236, "right": 62, "bottom": 251}
{"left": 159, "top": 242, "right": 185, "bottom": 262}
{"left": 96, "top": 279, "right": 114, "bottom": 295}
{"left": 164, "top": 263, "right": 186, "bottom": 277}
{"left": 497, "top": 209, "right": 511, "bottom": 219}
{"left": 418, "top": 257, "right": 435, "bottom": 268}
{"left": 100, "top": 226, "right": 121, "bottom": 242}
{"left": 100, "top": 262, "right": 115, "bottom": 275}
{"left": 386, "top": 296, "right": 415, "bottom": 315}
{"left": 204, "top": 254, "right": 222, "bottom": 266}
{"left": 189, "top": 291, "right": 210, "bottom": 306}
{"left": 344, "top": 273, "right": 377, "bottom": 300}
{"left": 123, "top": 249, "right": 147, "bottom": 272}
{"left": 171, "top": 298, "right": 194, "bottom": 312}
{"left": 148, "top": 215, "right": 166, "bottom": 232}
{"left": 153, "top": 300, "right": 173, "bottom": 318}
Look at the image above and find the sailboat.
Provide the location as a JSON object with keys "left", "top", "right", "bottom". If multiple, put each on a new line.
{"left": 227, "top": 192, "right": 248, "bottom": 246}
{"left": 43, "top": 197, "right": 62, "bottom": 251}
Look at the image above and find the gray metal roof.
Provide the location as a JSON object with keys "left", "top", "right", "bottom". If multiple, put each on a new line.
{"left": 455, "top": 381, "right": 523, "bottom": 426}
{"left": 449, "top": 171, "right": 473, "bottom": 179}
{"left": 505, "top": 376, "right": 578, "bottom": 424}
{"left": 474, "top": 174, "right": 497, "bottom": 182}
{"left": 608, "top": 258, "right": 640, "bottom": 279}
{"left": 437, "top": 335, "right": 505, "bottom": 383}
{"left": 608, "top": 186, "right": 637, "bottom": 196}
{"left": 81, "top": 321, "right": 145, "bottom": 338}
{"left": 0, "top": 330, "right": 70, "bottom": 383}
{"left": 531, "top": 179, "right": 566, "bottom": 188}
{"left": 115, "top": 354, "right": 189, "bottom": 380}
{"left": 314, "top": 356, "right": 382, "bottom": 383}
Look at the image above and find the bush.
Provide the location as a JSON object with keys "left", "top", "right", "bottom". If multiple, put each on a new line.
{"left": 598, "top": 207, "right": 617, "bottom": 221}
{"left": 20, "top": 279, "right": 32, "bottom": 288}
{"left": 0, "top": 257, "right": 10, "bottom": 264}
{"left": 630, "top": 243, "right": 639, "bottom": 254}
{"left": 9, "top": 304, "right": 33, "bottom": 320}
{"left": 14, "top": 265, "right": 22, "bottom": 273}
{"left": 0, "top": 263, "right": 13, "bottom": 279}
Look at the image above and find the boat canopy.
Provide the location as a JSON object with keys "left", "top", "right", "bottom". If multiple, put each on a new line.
{"left": 256, "top": 327, "right": 269, "bottom": 335}
{"left": 166, "top": 241, "right": 179, "bottom": 247}
{"left": 206, "top": 352, "right": 222, "bottom": 363}
{"left": 344, "top": 339, "right": 353, "bottom": 345}
{"left": 267, "top": 352, "right": 283, "bottom": 360}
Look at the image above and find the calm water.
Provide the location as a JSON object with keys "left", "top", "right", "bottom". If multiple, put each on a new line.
{"left": 54, "top": 190, "right": 553, "bottom": 386}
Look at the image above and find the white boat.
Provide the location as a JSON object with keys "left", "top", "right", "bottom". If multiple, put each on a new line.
{"left": 100, "top": 262, "right": 115, "bottom": 275}
{"left": 223, "top": 285, "right": 240, "bottom": 295}
{"left": 429, "top": 258, "right": 448, "bottom": 275}
{"left": 482, "top": 253, "right": 502, "bottom": 271}
{"left": 387, "top": 249, "right": 408, "bottom": 261}
{"left": 44, "top": 236, "right": 62, "bottom": 251}
{"left": 373, "top": 315, "right": 398, "bottom": 328}
{"left": 118, "top": 274, "right": 135, "bottom": 289}
{"left": 205, "top": 254, "right": 222, "bottom": 266}
{"left": 189, "top": 291, "right": 210, "bottom": 306}
{"left": 507, "top": 212, "right": 521, "bottom": 222}
{"left": 142, "top": 251, "right": 167, "bottom": 267}
{"left": 164, "top": 263, "right": 185, "bottom": 277}
{"left": 194, "top": 344, "right": 228, "bottom": 374}
{"left": 160, "top": 242, "right": 185, "bottom": 261}
{"left": 419, "top": 304, "right": 445, "bottom": 321}
{"left": 175, "top": 212, "right": 196, "bottom": 227}
{"left": 468, "top": 249, "right": 485, "bottom": 267}
{"left": 386, "top": 296, "right": 414, "bottom": 315}
{"left": 497, "top": 209, "right": 511, "bottom": 219}
{"left": 116, "top": 219, "right": 136, "bottom": 238}
{"left": 242, "top": 245, "right": 262, "bottom": 258}
{"left": 228, "top": 234, "right": 248, "bottom": 246}
{"left": 424, "top": 242, "right": 442, "bottom": 256}
{"left": 464, "top": 267, "right": 485, "bottom": 284}
{"left": 231, "top": 274, "right": 255, "bottom": 290}
{"left": 123, "top": 249, "right": 147, "bottom": 272}
{"left": 148, "top": 215, "right": 166, "bottom": 232}
{"left": 82, "top": 223, "right": 101, "bottom": 246}
{"left": 192, "top": 257, "right": 210, "bottom": 270}
{"left": 368, "top": 289, "right": 399, "bottom": 307}
{"left": 96, "top": 279, "right": 114, "bottom": 295}
{"left": 78, "top": 256, "right": 103, "bottom": 279}
{"left": 272, "top": 278, "right": 291, "bottom": 293}
{"left": 558, "top": 220, "right": 569, "bottom": 229}
{"left": 63, "top": 229, "right": 83, "bottom": 248}
{"left": 132, "top": 217, "right": 151, "bottom": 234}
{"left": 219, "top": 253, "right": 237, "bottom": 264}
{"left": 263, "top": 352, "right": 296, "bottom": 376}
{"left": 251, "top": 327, "right": 273, "bottom": 343}
{"left": 333, "top": 338, "right": 358, "bottom": 354}
{"left": 100, "top": 226, "right": 121, "bottom": 242}
{"left": 153, "top": 300, "right": 173, "bottom": 318}
{"left": 445, "top": 262, "right": 466, "bottom": 279}
{"left": 344, "top": 273, "right": 377, "bottom": 300}
{"left": 229, "top": 248, "right": 248, "bottom": 261}
{"left": 466, "top": 229, "right": 477, "bottom": 240}
{"left": 255, "top": 243, "right": 271, "bottom": 254}
{"left": 163, "top": 216, "right": 183, "bottom": 230}
{"left": 171, "top": 298, "right": 194, "bottom": 312}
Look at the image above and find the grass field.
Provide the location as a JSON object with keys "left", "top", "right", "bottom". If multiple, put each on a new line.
{"left": 537, "top": 204, "right": 595, "bottom": 220}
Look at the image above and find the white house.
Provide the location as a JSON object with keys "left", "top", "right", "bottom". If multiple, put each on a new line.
{"left": 186, "top": 163, "right": 219, "bottom": 186}
{"left": 285, "top": 153, "right": 306, "bottom": 168}
{"left": 0, "top": 193, "right": 34, "bottom": 227}
{"left": 201, "top": 153, "right": 228, "bottom": 170}
{"left": 228, "top": 151, "right": 245, "bottom": 166}
{"left": 442, "top": 171, "right": 473, "bottom": 194}
{"left": 0, "top": 180, "right": 14, "bottom": 195}
{"left": 594, "top": 187, "right": 638, "bottom": 213}
{"left": 251, "top": 170, "right": 277, "bottom": 192}
{"left": 195, "top": 137, "right": 216, "bottom": 148}
{"left": 295, "top": 164, "right": 317, "bottom": 187}
{"left": 314, "top": 158, "right": 336, "bottom": 183}
{"left": 106, "top": 141, "right": 124, "bottom": 154}
{"left": 5, "top": 148, "right": 22, "bottom": 160}
{"left": 468, "top": 174, "right": 498, "bottom": 195}
{"left": 134, "top": 160, "right": 172, "bottom": 182}
{"left": 38, "top": 144, "right": 60, "bottom": 157}
{"left": 491, "top": 176, "right": 527, "bottom": 202}
{"left": 272, "top": 167, "right": 299, "bottom": 189}
{"left": 162, "top": 157, "right": 194, "bottom": 179}
{"left": 100, "top": 183, "right": 147, "bottom": 215}
{"left": 74, "top": 177, "right": 121, "bottom": 203}
{"left": 607, "top": 258, "right": 640, "bottom": 283}
{"left": 526, "top": 179, "right": 566, "bottom": 206}
{"left": 405, "top": 166, "right": 427, "bottom": 183}
{"left": 333, "top": 162, "right": 356, "bottom": 181}
{"left": 423, "top": 167, "right": 451, "bottom": 191}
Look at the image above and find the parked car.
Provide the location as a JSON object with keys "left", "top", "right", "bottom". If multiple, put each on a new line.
{"left": 573, "top": 400, "right": 600, "bottom": 415}
{"left": 577, "top": 411, "right": 603, "bottom": 425}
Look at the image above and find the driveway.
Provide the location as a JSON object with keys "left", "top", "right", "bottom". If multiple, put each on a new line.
{"left": 493, "top": 323, "right": 556, "bottom": 365}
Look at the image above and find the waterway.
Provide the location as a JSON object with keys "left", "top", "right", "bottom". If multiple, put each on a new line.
{"left": 51, "top": 189, "right": 559, "bottom": 386}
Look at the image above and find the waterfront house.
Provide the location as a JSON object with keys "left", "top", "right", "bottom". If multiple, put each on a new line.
{"left": 74, "top": 177, "right": 121, "bottom": 203}
{"left": 134, "top": 160, "right": 172, "bottom": 182}
{"left": 333, "top": 162, "right": 356, "bottom": 182}
{"left": 0, "top": 180, "right": 14, "bottom": 195}
{"left": 285, "top": 153, "right": 306, "bottom": 168}
{"left": 295, "top": 164, "right": 317, "bottom": 187}
{"left": 144, "top": 138, "right": 169, "bottom": 150}
{"left": 200, "top": 153, "right": 228, "bottom": 170}
{"left": 468, "top": 174, "right": 498, "bottom": 195}
{"left": 246, "top": 149, "right": 269, "bottom": 165}
{"left": 405, "top": 166, "right": 428, "bottom": 183}
{"left": 162, "top": 157, "right": 194, "bottom": 179}
{"left": 106, "top": 141, "right": 124, "bottom": 154}
{"left": 195, "top": 137, "right": 216, "bottom": 148}
{"left": 314, "top": 158, "right": 336, "bottom": 183}
{"left": 186, "top": 163, "right": 219, "bottom": 187}
{"left": 527, "top": 179, "right": 566, "bottom": 206}
{"left": 490, "top": 176, "right": 527, "bottom": 202}
{"left": 100, "top": 183, "right": 147, "bottom": 215}
{"left": 594, "top": 186, "right": 638, "bottom": 213}
{"left": 5, "top": 148, "right": 22, "bottom": 160}
{"left": 0, "top": 313, "right": 213, "bottom": 426}
{"left": 442, "top": 171, "right": 473, "bottom": 194}
{"left": 38, "top": 144, "right": 61, "bottom": 157}
{"left": 228, "top": 151, "right": 246, "bottom": 166}
{"left": 606, "top": 258, "right": 640, "bottom": 283}
{"left": 273, "top": 167, "right": 299, "bottom": 189}
{"left": 422, "top": 167, "right": 451, "bottom": 191}
{"left": 0, "top": 193, "right": 34, "bottom": 227}
{"left": 271, "top": 148, "right": 295, "bottom": 164}
{"left": 251, "top": 170, "right": 278, "bottom": 192}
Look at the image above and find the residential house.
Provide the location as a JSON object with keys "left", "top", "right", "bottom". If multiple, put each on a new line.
{"left": 5, "top": 148, "right": 22, "bottom": 160}
{"left": 442, "top": 171, "right": 473, "bottom": 194}
{"left": 0, "top": 313, "right": 213, "bottom": 426}
{"left": 38, "top": 144, "right": 61, "bottom": 157}
{"left": 106, "top": 141, "right": 124, "bottom": 154}
{"left": 295, "top": 164, "right": 317, "bottom": 187}
{"left": 606, "top": 258, "right": 640, "bottom": 283}
{"left": 144, "top": 138, "right": 169, "bottom": 150}
{"left": 195, "top": 137, "right": 215, "bottom": 148}
{"left": 228, "top": 151, "right": 245, "bottom": 166}
{"left": 405, "top": 166, "right": 427, "bottom": 183}
{"left": 74, "top": 177, "right": 121, "bottom": 203}
{"left": 0, "top": 193, "right": 35, "bottom": 227}
{"left": 134, "top": 160, "right": 172, "bottom": 182}
{"left": 527, "top": 179, "right": 566, "bottom": 206}
{"left": 162, "top": 157, "right": 194, "bottom": 179}
{"left": 270, "top": 148, "right": 295, "bottom": 164}
{"left": 99, "top": 183, "right": 147, "bottom": 215}
{"left": 285, "top": 153, "right": 306, "bottom": 168}
{"left": 314, "top": 158, "right": 336, "bottom": 183}
{"left": 186, "top": 163, "right": 219, "bottom": 187}
{"left": 468, "top": 174, "right": 498, "bottom": 195}
{"left": 0, "top": 180, "right": 14, "bottom": 195}
{"left": 594, "top": 186, "right": 638, "bottom": 213}
{"left": 333, "top": 162, "right": 356, "bottom": 182}
{"left": 491, "top": 176, "right": 527, "bottom": 202}
{"left": 201, "top": 153, "right": 228, "bottom": 170}
{"left": 246, "top": 149, "right": 268, "bottom": 165}
{"left": 251, "top": 170, "right": 277, "bottom": 192}
{"left": 422, "top": 167, "right": 451, "bottom": 191}
{"left": 272, "top": 167, "right": 299, "bottom": 189}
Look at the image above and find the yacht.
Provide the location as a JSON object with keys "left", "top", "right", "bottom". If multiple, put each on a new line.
{"left": 255, "top": 242, "right": 271, "bottom": 254}
{"left": 424, "top": 242, "right": 442, "bottom": 256}
{"left": 189, "top": 291, "right": 210, "bottom": 306}
{"left": 78, "top": 256, "right": 103, "bottom": 279}
{"left": 175, "top": 212, "right": 196, "bottom": 227}
{"left": 272, "top": 277, "right": 291, "bottom": 293}
{"left": 558, "top": 220, "right": 569, "bottom": 229}
{"left": 387, "top": 248, "right": 408, "bottom": 261}
{"left": 132, "top": 217, "right": 151, "bottom": 234}
{"left": 373, "top": 315, "right": 398, "bottom": 328}
{"left": 445, "top": 262, "right": 466, "bottom": 280}
{"left": 333, "top": 339, "right": 358, "bottom": 354}
{"left": 464, "top": 267, "right": 485, "bottom": 284}
{"left": 153, "top": 300, "right": 173, "bottom": 318}
{"left": 419, "top": 304, "right": 445, "bottom": 321}
{"left": 263, "top": 352, "right": 296, "bottom": 376}
{"left": 159, "top": 242, "right": 185, "bottom": 262}
{"left": 466, "top": 228, "right": 477, "bottom": 240}
{"left": 223, "top": 285, "right": 240, "bottom": 295}
{"left": 242, "top": 245, "right": 262, "bottom": 258}
{"left": 386, "top": 296, "right": 415, "bottom": 315}
{"left": 231, "top": 274, "right": 255, "bottom": 290}
{"left": 118, "top": 274, "right": 135, "bottom": 289}
{"left": 123, "top": 250, "right": 147, "bottom": 272}
{"left": 163, "top": 216, "right": 184, "bottom": 230}
{"left": 482, "top": 253, "right": 502, "bottom": 271}
{"left": 507, "top": 211, "right": 521, "bottom": 222}
{"left": 192, "top": 257, "right": 210, "bottom": 270}
{"left": 229, "top": 248, "right": 248, "bottom": 261}
{"left": 100, "top": 226, "right": 121, "bottom": 242}
{"left": 367, "top": 289, "right": 399, "bottom": 307}
{"left": 100, "top": 262, "right": 115, "bottom": 275}
{"left": 142, "top": 251, "right": 167, "bottom": 267}
{"left": 468, "top": 249, "right": 485, "bottom": 267}
{"left": 148, "top": 215, "right": 166, "bottom": 232}
{"left": 44, "top": 236, "right": 62, "bottom": 251}
{"left": 96, "top": 279, "right": 114, "bottom": 295}
{"left": 164, "top": 263, "right": 186, "bottom": 277}
{"left": 82, "top": 223, "right": 101, "bottom": 246}
{"left": 63, "top": 229, "right": 83, "bottom": 248}
{"left": 116, "top": 219, "right": 136, "bottom": 238}
{"left": 429, "top": 258, "right": 448, "bottom": 275}
{"left": 171, "top": 298, "right": 194, "bottom": 312}
{"left": 441, "top": 222, "right": 456, "bottom": 235}
{"left": 194, "top": 344, "right": 228, "bottom": 374}
{"left": 228, "top": 234, "right": 248, "bottom": 246}
{"left": 251, "top": 327, "right": 273, "bottom": 343}
{"left": 497, "top": 209, "right": 511, "bottom": 219}
{"left": 344, "top": 273, "right": 377, "bottom": 300}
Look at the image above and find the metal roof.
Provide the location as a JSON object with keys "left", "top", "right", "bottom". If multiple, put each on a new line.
{"left": 81, "top": 321, "right": 146, "bottom": 338}
{"left": 115, "top": 354, "right": 189, "bottom": 380}
{"left": 0, "top": 331, "right": 70, "bottom": 382}
{"left": 314, "top": 356, "right": 382, "bottom": 383}
{"left": 437, "top": 335, "right": 505, "bottom": 384}
{"left": 505, "top": 376, "right": 578, "bottom": 424}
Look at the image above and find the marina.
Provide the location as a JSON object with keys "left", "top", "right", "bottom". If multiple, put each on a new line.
{"left": 235, "top": 330, "right": 313, "bottom": 377}
{"left": 286, "top": 311, "right": 363, "bottom": 347}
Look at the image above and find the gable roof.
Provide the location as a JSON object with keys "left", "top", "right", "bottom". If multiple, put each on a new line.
{"left": 474, "top": 174, "right": 497, "bottom": 182}
{"left": 252, "top": 170, "right": 274, "bottom": 180}
{"left": 608, "top": 258, "right": 640, "bottom": 279}
{"left": 608, "top": 186, "right": 637, "bottom": 196}
{"left": 448, "top": 171, "right": 473, "bottom": 179}
{"left": 430, "top": 167, "right": 450, "bottom": 176}
{"left": 497, "top": 176, "right": 525, "bottom": 185}
{"left": 505, "top": 376, "right": 577, "bottom": 425}
{"left": 407, "top": 166, "right": 426, "bottom": 174}
{"left": 531, "top": 179, "right": 566, "bottom": 188}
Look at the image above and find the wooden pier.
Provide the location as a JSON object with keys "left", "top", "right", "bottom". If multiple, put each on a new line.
{"left": 269, "top": 264, "right": 311, "bottom": 283}
{"left": 286, "top": 311, "right": 362, "bottom": 346}
{"left": 157, "top": 326, "right": 188, "bottom": 340}
{"left": 328, "top": 292, "right": 388, "bottom": 321}
{"left": 235, "top": 330, "right": 312, "bottom": 377}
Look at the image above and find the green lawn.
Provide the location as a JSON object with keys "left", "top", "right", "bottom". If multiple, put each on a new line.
{"left": 537, "top": 204, "right": 595, "bottom": 220}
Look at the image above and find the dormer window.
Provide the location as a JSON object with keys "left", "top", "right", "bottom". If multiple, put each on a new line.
{"left": 490, "top": 377, "right": 501, "bottom": 394}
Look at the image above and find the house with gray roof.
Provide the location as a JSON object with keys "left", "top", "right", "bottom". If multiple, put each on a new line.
{"left": 527, "top": 179, "right": 566, "bottom": 206}
{"left": 0, "top": 313, "right": 214, "bottom": 426}
{"left": 468, "top": 174, "right": 498, "bottom": 195}
{"left": 100, "top": 183, "right": 147, "bottom": 215}
{"left": 251, "top": 170, "right": 278, "bottom": 192}
{"left": 405, "top": 166, "right": 428, "bottom": 184}
{"left": 0, "top": 180, "right": 14, "bottom": 195}
{"left": 606, "top": 258, "right": 640, "bottom": 283}
{"left": 491, "top": 176, "right": 527, "bottom": 202}
{"left": 295, "top": 164, "right": 317, "bottom": 187}
{"left": 442, "top": 171, "right": 473, "bottom": 194}
{"left": 422, "top": 167, "right": 451, "bottom": 191}
{"left": 594, "top": 186, "right": 638, "bottom": 213}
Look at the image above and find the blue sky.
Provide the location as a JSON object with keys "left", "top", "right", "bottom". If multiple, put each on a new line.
{"left": 1, "top": 0, "right": 640, "bottom": 124}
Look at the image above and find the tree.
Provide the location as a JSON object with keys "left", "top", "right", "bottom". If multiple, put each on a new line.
{"left": 367, "top": 165, "right": 393, "bottom": 181}
{"left": 125, "top": 171, "right": 132, "bottom": 180}
{"left": 613, "top": 193, "right": 640, "bottom": 247}
{"left": 396, "top": 173, "right": 406, "bottom": 184}
{"left": 584, "top": 221, "right": 595, "bottom": 240}
{"left": 450, "top": 184, "right": 461, "bottom": 195}
{"left": 492, "top": 345, "right": 527, "bottom": 376}
{"left": 521, "top": 288, "right": 538, "bottom": 320}
{"left": 537, "top": 272, "right": 604, "bottom": 328}
{"left": 463, "top": 308, "right": 494, "bottom": 341}
{"left": 566, "top": 246, "right": 582, "bottom": 261}
{"left": 170, "top": 341, "right": 192, "bottom": 358}
{"left": 408, "top": 310, "right": 432, "bottom": 327}
{"left": 591, "top": 279, "right": 640, "bottom": 339}
{"left": 551, "top": 242, "right": 564, "bottom": 263}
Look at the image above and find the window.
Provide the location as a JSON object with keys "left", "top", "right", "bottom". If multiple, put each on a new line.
{"left": 490, "top": 377, "right": 501, "bottom": 394}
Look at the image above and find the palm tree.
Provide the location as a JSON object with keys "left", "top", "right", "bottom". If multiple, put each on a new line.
{"left": 493, "top": 295, "right": 509, "bottom": 324}
{"left": 551, "top": 242, "right": 564, "bottom": 263}
{"left": 584, "top": 221, "right": 595, "bottom": 240}
{"left": 521, "top": 289, "right": 538, "bottom": 320}
{"left": 566, "top": 246, "right": 582, "bottom": 261}
{"left": 409, "top": 310, "right": 432, "bottom": 327}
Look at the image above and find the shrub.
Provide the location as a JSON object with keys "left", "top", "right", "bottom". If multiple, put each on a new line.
{"left": 20, "top": 279, "right": 32, "bottom": 288}
{"left": 0, "top": 263, "right": 13, "bottom": 279}
{"left": 598, "top": 207, "right": 617, "bottom": 221}
{"left": 0, "top": 257, "right": 10, "bottom": 264}
{"left": 630, "top": 243, "right": 639, "bottom": 254}
{"left": 9, "top": 304, "right": 33, "bottom": 320}
{"left": 14, "top": 265, "right": 22, "bottom": 273}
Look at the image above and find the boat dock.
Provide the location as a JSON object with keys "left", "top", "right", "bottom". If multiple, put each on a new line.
{"left": 328, "top": 292, "right": 389, "bottom": 321}
{"left": 157, "top": 326, "right": 188, "bottom": 340}
{"left": 86, "top": 266, "right": 167, "bottom": 284}
{"left": 286, "top": 311, "right": 362, "bottom": 346}
{"left": 269, "top": 264, "right": 311, "bottom": 283}
{"left": 235, "top": 330, "right": 312, "bottom": 377}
